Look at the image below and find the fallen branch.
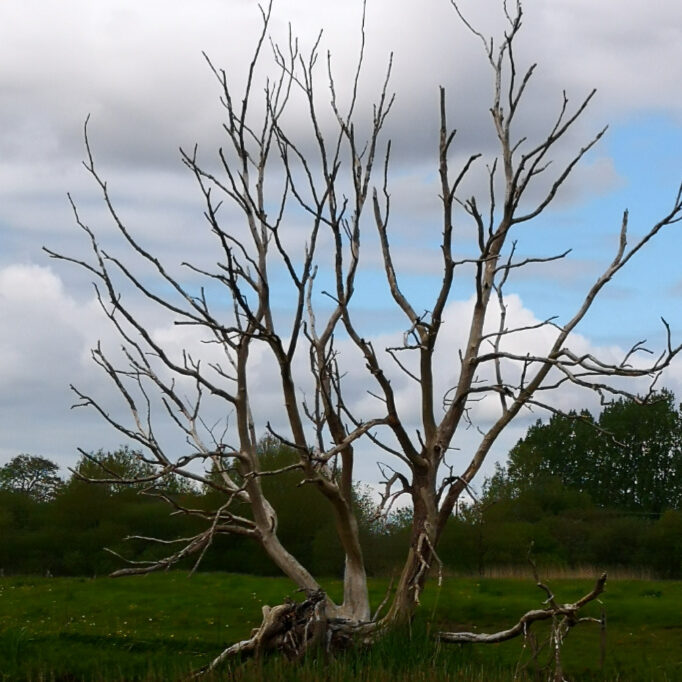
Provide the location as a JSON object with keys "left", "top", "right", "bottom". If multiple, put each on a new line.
{"left": 438, "top": 572, "right": 606, "bottom": 644}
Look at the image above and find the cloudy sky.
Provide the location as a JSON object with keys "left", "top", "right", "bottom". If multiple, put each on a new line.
{"left": 1, "top": 0, "right": 681, "bottom": 487}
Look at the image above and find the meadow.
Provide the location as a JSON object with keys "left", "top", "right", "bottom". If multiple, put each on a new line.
{"left": 0, "top": 572, "right": 680, "bottom": 681}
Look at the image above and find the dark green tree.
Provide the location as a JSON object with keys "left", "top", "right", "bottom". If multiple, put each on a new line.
{"left": 648, "top": 510, "right": 682, "bottom": 576}
{"left": 72, "top": 446, "right": 197, "bottom": 495}
{"left": 497, "top": 390, "right": 682, "bottom": 514}
{"left": 597, "top": 389, "right": 682, "bottom": 513}
{"left": 0, "top": 454, "right": 63, "bottom": 502}
{"left": 498, "top": 410, "right": 596, "bottom": 498}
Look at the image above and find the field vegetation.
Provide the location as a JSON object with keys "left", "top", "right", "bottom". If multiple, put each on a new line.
{"left": 2, "top": 398, "right": 680, "bottom": 678}
{"left": 0, "top": 572, "right": 680, "bottom": 681}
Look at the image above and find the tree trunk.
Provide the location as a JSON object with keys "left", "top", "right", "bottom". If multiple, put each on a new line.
{"left": 386, "top": 469, "right": 439, "bottom": 624}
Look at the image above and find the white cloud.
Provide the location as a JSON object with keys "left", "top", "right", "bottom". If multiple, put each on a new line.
{"left": 1, "top": 256, "right": 679, "bottom": 490}
{"left": 0, "top": 265, "right": 89, "bottom": 380}
{"left": 1, "top": 0, "right": 681, "bottom": 485}
{"left": 0, "top": 265, "right": 101, "bottom": 463}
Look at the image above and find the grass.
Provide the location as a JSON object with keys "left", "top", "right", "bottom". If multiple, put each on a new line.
{"left": 0, "top": 572, "right": 680, "bottom": 680}
{"left": 470, "top": 564, "right": 657, "bottom": 581}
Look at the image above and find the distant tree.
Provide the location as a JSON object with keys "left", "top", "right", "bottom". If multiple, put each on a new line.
{"left": 496, "top": 389, "right": 682, "bottom": 514}
{"left": 72, "top": 446, "right": 197, "bottom": 495}
{"left": 596, "top": 390, "right": 682, "bottom": 513}
{"left": 0, "top": 454, "right": 63, "bottom": 502}
{"left": 495, "top": 410, "right": 596, "bottom": 497}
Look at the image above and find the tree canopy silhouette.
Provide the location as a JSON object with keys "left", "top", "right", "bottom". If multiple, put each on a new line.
{"left": 494, "top": 390, "right": 682, "bottom": 514}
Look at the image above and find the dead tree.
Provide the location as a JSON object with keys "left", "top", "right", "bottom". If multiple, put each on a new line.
{"left": 46, "top": 0, "right": 681, "bottom": 671}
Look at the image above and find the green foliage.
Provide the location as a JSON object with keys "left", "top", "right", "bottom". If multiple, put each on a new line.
{"left": 0, "top": 449, "right": 206, "bottom": 576}
{"left": 498, "top": 390, "right": 682, "bottom": 514}
{"left": 201, "top": 438, "right": 410, "bottom": 577}
{"left": 0, "top": 442, "right": 406, "bottom": 578}
{"left": 647, "top": 510, "right": 682, "bottom": 577}
{"left": 0, "top": 454, "right": 63, "bottom": 502}
{"left": 458, "top": 390, "right": 682, "bottom": 576}
{"left": 73, "top": 446, "right": 197, "bottom": 495}
{"left": 597, "top": 391, "right": 682, "bottom": 513}
{"left": 2, "top": 414, "right": 680, "bottom": 579}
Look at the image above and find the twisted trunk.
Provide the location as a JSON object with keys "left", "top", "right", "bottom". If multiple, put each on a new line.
{"left": 386, "top": 465, "right": 440, "bottom": 624}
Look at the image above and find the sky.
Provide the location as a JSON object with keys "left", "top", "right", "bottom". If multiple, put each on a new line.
{"left": 1, "top": 0, "right": 682, "bottom": 489}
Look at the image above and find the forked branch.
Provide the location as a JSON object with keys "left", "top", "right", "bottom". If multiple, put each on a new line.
{"left": 439, "top": 572, "right": 606, "bottom": 644}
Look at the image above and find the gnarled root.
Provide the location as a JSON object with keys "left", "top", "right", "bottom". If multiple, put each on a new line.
{"left": 189, "top": 589, "right": 379, "bottom": 678}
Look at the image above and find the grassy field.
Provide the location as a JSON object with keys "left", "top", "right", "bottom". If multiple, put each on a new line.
{"left": 0, "top": 572, "right": 680, "bottom": 681}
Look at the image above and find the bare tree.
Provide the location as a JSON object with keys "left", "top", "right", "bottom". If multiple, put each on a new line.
{"left": 46, "top": 0, "right": 681, "bottom": 672}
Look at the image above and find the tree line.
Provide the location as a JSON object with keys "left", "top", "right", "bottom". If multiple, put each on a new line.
{"left": 1, "top": 392, "right": 681, "bottom": 578}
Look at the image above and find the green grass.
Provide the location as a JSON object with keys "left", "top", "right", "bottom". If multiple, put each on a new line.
{"left": 0, "top": 573, "right": 680, "bottom": 680}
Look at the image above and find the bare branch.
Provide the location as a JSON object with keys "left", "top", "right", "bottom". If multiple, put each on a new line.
{"left": 439, "top": 573, "right": 606, "bottom": 644}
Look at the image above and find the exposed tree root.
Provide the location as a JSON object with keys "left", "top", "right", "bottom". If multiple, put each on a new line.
{"left": 189, "top": 589, "right": 380, "bottom": 679}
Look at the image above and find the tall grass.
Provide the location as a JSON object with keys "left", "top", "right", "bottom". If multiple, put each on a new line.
{"left": 468, "top": 564, "right": 656, "bottom": 581}
{"left": 0, "top": 573, "right": 680, "bottom": 681}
